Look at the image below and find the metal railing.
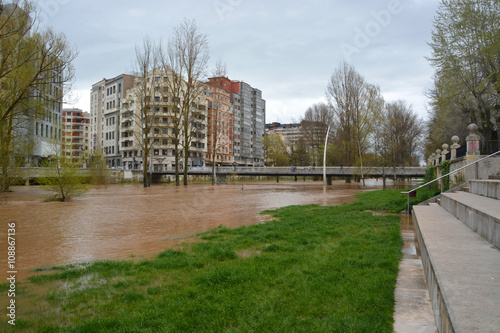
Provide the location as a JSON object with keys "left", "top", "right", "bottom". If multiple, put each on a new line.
{"left": 402, "top": 150, "right": 500, "bottom": 214}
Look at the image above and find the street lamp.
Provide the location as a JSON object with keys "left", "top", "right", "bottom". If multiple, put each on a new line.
{"left": 323, "top": 125, "right": 330, "bottom": 185}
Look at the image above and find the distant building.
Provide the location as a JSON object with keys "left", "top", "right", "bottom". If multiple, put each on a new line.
{"left": 62, "top": 108, "right": 90, "bottom": 163}
{"left": 207, "top": 77, "right": 265, "bottom": 166}
{"left": 265, "top": 122, "right": 301, "bottom": 149}
{"left": 90, "top": 74, "right": 135, "bottom": 167}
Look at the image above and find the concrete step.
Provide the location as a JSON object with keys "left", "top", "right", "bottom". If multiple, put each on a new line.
{"left": 440, "top": 191, "right": 500, "bottom": 248}
{"left": 413, "top": 203, "right": 500, "bottom": 333}
{"left": 469, "top": 179, "right": 500, "bottom": 200}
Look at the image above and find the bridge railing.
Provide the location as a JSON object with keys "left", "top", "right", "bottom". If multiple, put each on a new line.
{"left": 211, "top": 166, "right": 425, "bottom": 176}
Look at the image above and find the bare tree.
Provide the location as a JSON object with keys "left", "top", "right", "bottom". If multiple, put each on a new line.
{"left": 300, "top": 102, "right": 334, "bottom": 165}
{"left": 127, "top": 37, "right": 160, "bottom": 187}
{"left": 212, "top": 58, "right": 227, "bottom": 77}
{"left": 383, "top": 100, "right": 424, "bottom": 167}
{"left": 0, "top": 0, "right": 77, "bottom": 192}
{"left": 326, "top": 62, "right": 382, "bottom": 184}
{"left": 162, "top": 19, "right": 209, "bottom": 186}
{"left": 205, "top": 60, "right": 233, "bottom": 184}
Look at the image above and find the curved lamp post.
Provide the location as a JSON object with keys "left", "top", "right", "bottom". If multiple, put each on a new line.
{"left": 323, "top": 125, "right": 330, "bottom": 185}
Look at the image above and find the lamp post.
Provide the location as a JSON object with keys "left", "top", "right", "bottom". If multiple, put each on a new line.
{"left": 323, "top": 125, "right": 330, "bottom": 185}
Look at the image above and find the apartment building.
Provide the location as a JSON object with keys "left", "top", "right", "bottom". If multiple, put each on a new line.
{"left": 265, "top": 122, "right": 301, "bottom": 150}
{"left": 204, "top": 82, "right": 234, "bottom": 166}
{"left": 238, "top": 81, "right": 265, "bottom": 166}
{"left": 90, "top": 74, "right": 135, "bottom": 167}
{"left": 62, "top": 108, "right": 90, "bottom": 163}
{"left": 31, "top": 87, "right": 63, "bottom": 163}
{"left": 207, "top": 77, "right": 265, "bottom": 166}
{"left": 120, "top": 69, "right": 208, "bottom": 171}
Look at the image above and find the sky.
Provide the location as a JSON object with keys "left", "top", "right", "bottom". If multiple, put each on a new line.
{"left": 38, "top": 0, "right": 440, "bottom": 123}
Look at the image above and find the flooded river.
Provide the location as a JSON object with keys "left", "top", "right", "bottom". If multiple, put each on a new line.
{"left": 0, "top": 180, "right": 398, "bottom": 280}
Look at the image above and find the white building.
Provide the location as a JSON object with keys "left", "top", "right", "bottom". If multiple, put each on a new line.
{"left": 90, "top": 74, "right": 135, "bottom": 167}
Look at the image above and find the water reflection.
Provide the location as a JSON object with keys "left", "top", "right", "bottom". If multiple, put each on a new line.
{"left": 0, "top": 179, "right": 407, "bottom": 280}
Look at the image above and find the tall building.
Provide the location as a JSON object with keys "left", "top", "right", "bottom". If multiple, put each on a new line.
{"left": 62, "top": 108, "right": 90, "bottom": 163}
{"left": 204, "top": 82, "right": 234, "bottom": 166}
{"left": 90, "top": 74, "right": 135, "bottom": 167}
{"left": 31, "top": 87, "right": 63, "bottom": 163}
{"left": 237, "top": 81, "right": 265, "bottom": 166}
{"left": 207, "top": 77, "right": 265, "bottom": 166}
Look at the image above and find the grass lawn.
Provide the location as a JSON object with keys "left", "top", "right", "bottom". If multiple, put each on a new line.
{"left": 1, "top": 189, "right": 409, "bottom": 332}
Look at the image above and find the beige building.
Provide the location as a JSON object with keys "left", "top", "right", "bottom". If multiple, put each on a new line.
{"left": 265, "top": 122, "right": 302, "bottom": 152}
{"left": 120, "top": 68, "right": 208, "bottom": 171}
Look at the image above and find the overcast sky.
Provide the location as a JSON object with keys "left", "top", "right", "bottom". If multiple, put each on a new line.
{"left": 39, "top": 0, "right": 439, "bottom": 123}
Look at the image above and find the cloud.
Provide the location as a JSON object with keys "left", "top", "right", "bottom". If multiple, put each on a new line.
{"left": 49, "top": 0, "right": 439, "bottom": 123}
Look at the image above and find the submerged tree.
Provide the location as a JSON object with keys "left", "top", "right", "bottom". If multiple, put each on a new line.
{"left": 39, "top": 143, "right": 88, "bottom": 202}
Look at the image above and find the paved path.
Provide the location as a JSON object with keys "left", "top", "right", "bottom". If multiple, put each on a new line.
{"left": 393, "top": 217, "right": 437, "bottom": 333}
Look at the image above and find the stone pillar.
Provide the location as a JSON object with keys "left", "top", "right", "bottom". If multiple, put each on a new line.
{"left": 466, "top": 123, "right": 481, "bottom": 182}
{"left": 430, "top": 153, "right": 436, "bottom": 166}
{"left": 435, "top": 149, "right": 442, "bottom": 189}
{"left": 466, "top": 124, "right": 480, "bottom": 157}
{"left": 435, "top": 149, "right": 442, "bottom": 165}
{"left": 441, "top": 144, "right": 449, "bottom": 161}
{"left": 450, "top": 136, "right": 460, "bottom": 160}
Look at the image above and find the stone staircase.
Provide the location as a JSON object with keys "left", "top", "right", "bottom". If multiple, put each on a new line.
{"left": 412, "top": 179, "right": 500, "bottom": 333}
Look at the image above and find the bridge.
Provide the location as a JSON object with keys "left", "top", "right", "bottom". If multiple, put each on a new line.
{"left": 18, "top": 166, "right": 426, "bottom": 185}
{"left": 150, "top": 166, "right": 426, "bottom": 184}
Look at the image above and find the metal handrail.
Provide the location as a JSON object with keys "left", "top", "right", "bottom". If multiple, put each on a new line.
{"left": 402, "top": 150, "right": 500, "bottom": 214}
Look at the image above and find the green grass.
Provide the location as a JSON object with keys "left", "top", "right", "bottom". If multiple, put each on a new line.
{"left": 1, "top": 189, "right": 409, "bottom": 332}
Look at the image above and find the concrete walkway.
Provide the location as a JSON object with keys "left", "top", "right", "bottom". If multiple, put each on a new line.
{"left": 393, "top": 217, "right": 437, "bottom": 333}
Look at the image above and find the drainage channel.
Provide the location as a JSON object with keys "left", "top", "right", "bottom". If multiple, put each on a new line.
{"left": 393, "top": 213, "right": 437, "bottom": 333}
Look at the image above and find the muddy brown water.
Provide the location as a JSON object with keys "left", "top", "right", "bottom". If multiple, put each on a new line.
{"left": 0, "top": 179, "right": 404, "bottom": 280}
